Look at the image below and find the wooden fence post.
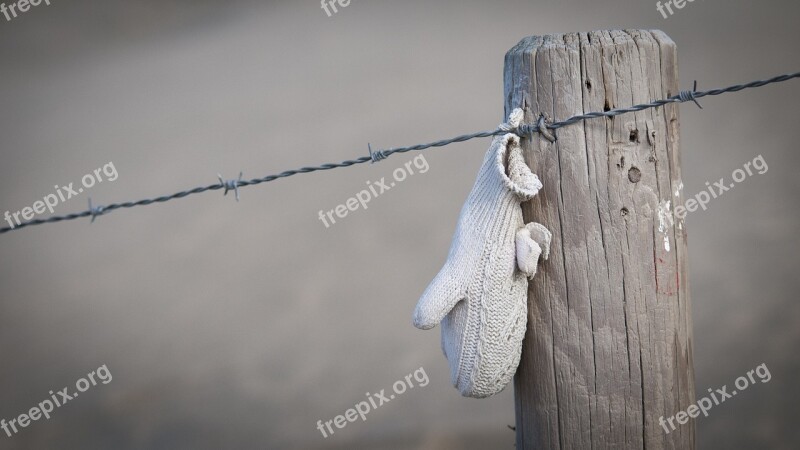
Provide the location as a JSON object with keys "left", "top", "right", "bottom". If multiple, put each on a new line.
{"left": 505, "top": 30, "right": 695, "bottom": 449}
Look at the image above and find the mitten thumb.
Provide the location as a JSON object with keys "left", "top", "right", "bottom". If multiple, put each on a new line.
{"left": 413, "top": 265, "right": 464, "bottom": 330}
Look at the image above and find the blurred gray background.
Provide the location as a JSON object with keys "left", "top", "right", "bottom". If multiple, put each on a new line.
{"left": 0, "top": 0, "right": 798, "bottom": 448}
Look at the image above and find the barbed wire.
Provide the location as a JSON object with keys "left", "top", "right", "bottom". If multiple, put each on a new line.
{"left": 1, "top": 71, "right": 798, "bottom": 236}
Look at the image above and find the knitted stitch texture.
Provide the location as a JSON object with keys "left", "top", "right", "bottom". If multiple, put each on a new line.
{"left": 413, "top": 109, "right": 551, "bottom": 398}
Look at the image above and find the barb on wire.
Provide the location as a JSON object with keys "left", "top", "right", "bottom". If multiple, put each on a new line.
{"left": 218, "top": 172, "right": 244, "bottom": 201}
{"left": 1, "top": 71, "right": 798, "bottom": 236}
{"left": 88, "top": 198, "right": 104, "bottom": 223}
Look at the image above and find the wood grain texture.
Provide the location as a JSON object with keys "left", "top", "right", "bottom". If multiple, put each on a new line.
{"left": 504, "top": 30, "right": 695, "bottom": 450}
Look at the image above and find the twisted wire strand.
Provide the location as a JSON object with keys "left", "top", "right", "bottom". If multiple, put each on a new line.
{"left": 1, "top": 71, "right": 797, "bottom": 235}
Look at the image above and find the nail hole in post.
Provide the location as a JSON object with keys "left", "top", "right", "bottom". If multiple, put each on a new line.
{"left": 628, "top": 167, "right": 642, "bottom": 183}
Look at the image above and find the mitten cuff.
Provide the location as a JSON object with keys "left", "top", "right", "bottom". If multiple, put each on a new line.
{"left": 495, "top": 135, "right": 543, "bottom": 201}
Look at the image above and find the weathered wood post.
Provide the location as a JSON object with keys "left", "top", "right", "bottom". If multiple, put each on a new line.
{"left": 505, "top": 30, "right": 695, "bottom": 449}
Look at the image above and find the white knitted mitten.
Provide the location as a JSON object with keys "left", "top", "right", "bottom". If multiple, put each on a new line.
{"left": 413, "top": 109, "right": 551, "bottom": 398}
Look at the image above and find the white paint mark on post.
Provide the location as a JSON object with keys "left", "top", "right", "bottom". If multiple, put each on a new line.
{"left": 674, "top": 181, "right": 683, "bottom": 198}
{"left": 657, "top": 200, "right": 672, "bottom": 251}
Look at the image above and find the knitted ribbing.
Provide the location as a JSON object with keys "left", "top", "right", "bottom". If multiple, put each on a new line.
{"left": 413, "top": 109, "right": 549, "bottom": 398}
